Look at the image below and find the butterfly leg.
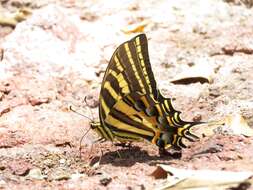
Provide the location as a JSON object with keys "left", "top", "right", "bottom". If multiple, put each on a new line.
{"left": 97, "top": 142, "right": 104, "bottom": 165}
{"left": 87, "top": 137, "right": 106, "bottom": 158}
{"left": 116, "top": 149, "right": 122, "bottom": 158}
{"left": 110, "top": 142, "right": 122, "bottom": 158}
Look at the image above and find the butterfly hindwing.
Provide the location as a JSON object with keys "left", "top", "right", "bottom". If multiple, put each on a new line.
{"left": 104, "top": 92, "right": 162, "bottom": 145}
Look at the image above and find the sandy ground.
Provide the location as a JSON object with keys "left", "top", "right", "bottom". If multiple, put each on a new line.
{"left": 0, "top": 0, "right": 253, "bottom": 189}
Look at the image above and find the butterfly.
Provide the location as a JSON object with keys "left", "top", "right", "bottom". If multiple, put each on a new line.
{"left": 90, "top": 34, "right": 203, "bottom": 152}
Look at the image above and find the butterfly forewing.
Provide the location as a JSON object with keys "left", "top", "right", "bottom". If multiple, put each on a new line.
{"left": 99, "top": 34, "right": 158, "bottom": 132}
{"left": 100, "top": 34, "right": 157, "bottom": 99}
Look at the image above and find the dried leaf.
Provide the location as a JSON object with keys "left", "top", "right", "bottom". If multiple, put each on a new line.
{"left": 193, "top": 114, "right": 253, "bottom": 137}
{"left": 171, "top": 63, "right": 214, "bottom": 85}
{"left": 121, "top": 20, "right": 149, "bottom": 34}
{"left": 150, "top": 166, "right": 168, "bottom": 179}
{"left": 155, "top": 165, "right": 253, "bottom": 190}
{"left": 0, "top": 8, "right": 32, "bottom": 27}
{"left": 171, "top": 76, "right": 210, "bottom": 84}
{"left": 192, "top": 120, "right": 224, "bottom": 137}
{"left": 225, "top": 114, "right": 253, "bottom": 137}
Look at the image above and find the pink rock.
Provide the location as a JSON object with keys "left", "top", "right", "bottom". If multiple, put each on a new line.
{"left": 8, "top": 160, "right": 31, "bottom": 176}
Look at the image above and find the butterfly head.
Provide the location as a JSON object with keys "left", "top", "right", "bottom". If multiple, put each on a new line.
{"left": 90, "top": 121, "right": 101, "bottom": 129}
{"left": 90, "top": 120, "right": 108, "bottom": 140}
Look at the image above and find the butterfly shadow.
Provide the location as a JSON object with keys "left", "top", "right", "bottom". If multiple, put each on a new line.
{"left": 90, "top": 145, "right": 182, "bottom": 167}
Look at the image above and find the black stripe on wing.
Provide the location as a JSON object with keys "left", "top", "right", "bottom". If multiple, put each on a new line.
{"left": 133, "top": 34, "right": 158, "bottom": 98}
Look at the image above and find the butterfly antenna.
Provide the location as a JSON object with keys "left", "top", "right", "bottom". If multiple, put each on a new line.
{"left": 69, "top": 105, "right": 93, "bottom": 122}
{"left": 111, "top": 142, "right": 122, "bottom": 158}
{"left": 83, "top": 96, "right": 95, "bottom": 121}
